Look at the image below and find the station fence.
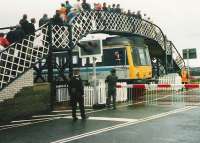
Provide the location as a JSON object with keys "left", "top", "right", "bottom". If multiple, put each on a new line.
{"left": 56, "top": 82, "right": 200, "bottom": 108}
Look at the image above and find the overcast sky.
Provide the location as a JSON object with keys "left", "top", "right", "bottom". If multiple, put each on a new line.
{"left": 0, "top": 0, "right": 199, "bottom": 67}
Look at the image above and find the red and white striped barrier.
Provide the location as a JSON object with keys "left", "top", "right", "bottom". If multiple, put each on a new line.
{"left": 116, "top": 84, "right": 200, "bottom": 89}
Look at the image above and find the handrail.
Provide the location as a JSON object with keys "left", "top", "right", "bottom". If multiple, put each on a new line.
{"left": 141, "top": 18, "right": 167, "bottom": 51}
{"left": 170, "top": 41, "right": 185, "bottom": 67}
{"left": 0, "top": 22, "right": 50, "bottom": 89}
{"left": 0, "top": 22, "right": 49, "bottom": 55}
{"left": 0, "top": 26, "right": 17, "bottom": 30}
{"left": 69, "top": 10, "right": 167, "bottom": 51}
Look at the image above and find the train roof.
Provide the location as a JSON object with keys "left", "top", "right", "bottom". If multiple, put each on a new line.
{"left": 103, "top": 36, "right": 132, "bottom": 46}
{"left": 103, "top": 36, "right": 145, "bottom": 47}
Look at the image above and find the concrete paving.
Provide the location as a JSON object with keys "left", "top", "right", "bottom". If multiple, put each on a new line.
{"left": 0, "top": 91, "right": 200, "bottom": 143}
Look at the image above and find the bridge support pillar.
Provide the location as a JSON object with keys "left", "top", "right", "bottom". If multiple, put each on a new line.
{"left": 68, "top": 25, "right": 73, "bottom": 78}
{"left": 47, "top": 22, "right": 56, "bottom": 111}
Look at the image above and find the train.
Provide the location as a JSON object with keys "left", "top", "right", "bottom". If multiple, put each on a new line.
{"left": 72, "top": 35, "right": 152, "bottom": 83}
{"left": 35, "top": 35, "right": 153, "bottom": 84}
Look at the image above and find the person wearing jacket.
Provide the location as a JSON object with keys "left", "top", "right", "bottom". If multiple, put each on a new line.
{"left": 81, "top": 0, "right": 91, "bottom": 11}
{"left": 39, "top": 14, "right": 49, "bottom": 27}
{"left": 19, "top": 14, "right": 29, "bottom": 35}
{"left": 68, "top": 69, "right": 87, "bottom": 121}
{"left": 105, "top": 68, "right": 118, "bottom": 109}
{"left": 0, "top": 33, "right": 10, "bottom": 49}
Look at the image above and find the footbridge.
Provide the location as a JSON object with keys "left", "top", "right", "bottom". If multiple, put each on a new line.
{"left": 0, "top": 10, "right": 185, "bottom": 103}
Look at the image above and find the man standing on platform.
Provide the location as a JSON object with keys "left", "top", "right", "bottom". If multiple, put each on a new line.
{"left": 105, "top": 69, "right": 118, "bottom": 110}
{"left": 69, "top": 69, "right": 87, "bottom": 121}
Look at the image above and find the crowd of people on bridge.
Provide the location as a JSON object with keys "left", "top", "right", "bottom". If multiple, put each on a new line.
{"left": 0, "top": 15, "right": 37, "bottom": 51}
{"left": 0, "top": 0, "right": 153, "bottom": 51}
{"left": 52, "top": 0, "right": 152, "bottom": 25}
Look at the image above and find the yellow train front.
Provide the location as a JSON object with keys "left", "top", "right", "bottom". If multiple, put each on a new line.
{"left": 78, "top": 36, "right": 152, "bottom": 83}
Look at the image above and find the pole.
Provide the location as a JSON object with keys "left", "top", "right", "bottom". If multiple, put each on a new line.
{"left": 47, "top": 21, "right": 55, "bottom": 111}
{"left": 93, "top": 57, "right": 97, "bottom": 104}
{"left": 170, "top": 42, "right": 174, "bottom": 72}
{"left": 164, "top": 36, "right": 168, "bottom": 74}
{"left": 187, "top": 49, "right": 190, "bottom": 79}
{"left": 68, "top": 25, "right": 73, "bottom": 78}
{"left": 165, "top": 48, "right": 168, "bottom": 74}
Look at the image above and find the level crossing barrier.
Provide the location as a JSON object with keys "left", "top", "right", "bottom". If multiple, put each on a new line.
{"left": 56, "top": 83, "right": 200, "bottom": 108}
{"left": 116, "top": 83, "right": 200, "bottom": 106}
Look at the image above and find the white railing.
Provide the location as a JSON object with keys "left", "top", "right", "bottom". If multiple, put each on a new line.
{"left": 56, "top": 81, "right": 127, "bottom": 107}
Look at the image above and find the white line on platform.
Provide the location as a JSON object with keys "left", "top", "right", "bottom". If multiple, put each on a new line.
{"left": 0, "top": 118, "right": 60, "bottom": 131}
{"left": 11, "top": 116, "right": 64, "bottom": 123}
{"left": 51, "top": 106, "right": 198, "bottom": 143}
{"left": 63, "top": 116, "right": 138, "bottom": 122}
{"left": 52, "top": 109, "right": 93, "bottom": 113}
{"left": 31, "top": 109, "right": 93, "bottom": 118}
{"left": 32, "top": 113, "right": 71, "bottom": 118}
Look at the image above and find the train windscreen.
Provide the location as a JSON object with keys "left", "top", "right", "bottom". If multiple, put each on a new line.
{"left": 132, "top": 47, "right": 151, "bottom": 66}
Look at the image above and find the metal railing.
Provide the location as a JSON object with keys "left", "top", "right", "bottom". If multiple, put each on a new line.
{"left": 52, "top": 10, "right": 183, "bottom": 71}
{"left": 0, "top": 24, "right": 49, "bottom": 89}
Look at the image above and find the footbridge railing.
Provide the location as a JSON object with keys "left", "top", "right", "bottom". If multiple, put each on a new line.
{"left": 52, "top": 10, "right": 184, "bottom": 71}
{"left": 52, "top": 10, "right": 166, "bottom": 50}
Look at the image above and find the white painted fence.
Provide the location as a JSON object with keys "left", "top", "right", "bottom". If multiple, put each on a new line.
{"left": 159, "top": 73, "right": 182, "bottom": 84}
{"left": 56, "top": 81, "right": 128, "bottom": 107}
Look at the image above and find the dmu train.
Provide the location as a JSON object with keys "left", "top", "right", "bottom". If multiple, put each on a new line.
{"left": 72, "top": 36, "right": 152, "bottom": 83}
{"left": 35, "top": 35, "right": 153, "bottom": 83}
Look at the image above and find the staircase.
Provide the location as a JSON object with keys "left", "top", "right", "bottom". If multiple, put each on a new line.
{"left": 166, "top": 41, "right": 185, "bottom": 71}
{"left": 0, "top": 25, "right": 49, "bottom": 101}
{"left": 0, "top": 69, "right": 33, "bottom": 101}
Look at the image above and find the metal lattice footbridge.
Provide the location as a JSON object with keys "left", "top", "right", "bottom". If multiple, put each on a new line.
{"left": 0, "top": 10, "right": 185, "bottom": 90}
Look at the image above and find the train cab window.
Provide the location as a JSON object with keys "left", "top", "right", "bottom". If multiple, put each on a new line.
{"left": 138, "top": 48, "right": 146, "bottom": 65}
{"left": 132, "top": 48, "right": 141, "bottom": 66}
{"left": 132, "top": 47, "right": 151, "bottom": 66}
{"left": 101, "top": 48, "right": 125, "bottom": 66}
{"left": 144, "top": 48, "right": 151, "bottom": 65}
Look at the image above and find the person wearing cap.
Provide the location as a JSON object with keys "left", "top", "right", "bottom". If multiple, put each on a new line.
{"left": 68, "top": 69, "right": 87, "bottom": 121}
{"left": 105, "top": 69, "right": 118, "bottom": 109}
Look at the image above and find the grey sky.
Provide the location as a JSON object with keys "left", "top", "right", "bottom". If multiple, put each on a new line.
{"left": 0, "top": 0, "right": 199, "bottom": 67}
